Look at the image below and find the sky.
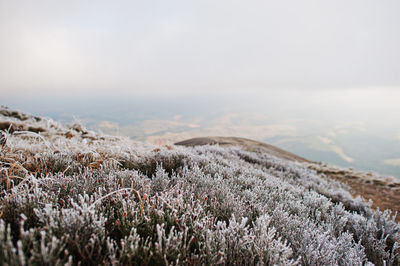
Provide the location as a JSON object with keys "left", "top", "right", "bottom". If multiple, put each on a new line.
{"left": 1, "top": 0, "right": 400, "bottom": 97}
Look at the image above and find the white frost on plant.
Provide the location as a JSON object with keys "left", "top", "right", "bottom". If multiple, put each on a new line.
{"left": 0, "top": 107, "right": 399, "bottom": 265}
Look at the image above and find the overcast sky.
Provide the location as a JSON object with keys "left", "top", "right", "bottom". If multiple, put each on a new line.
{"left": 1, "top": 0, "right": 399, "bottom": 97}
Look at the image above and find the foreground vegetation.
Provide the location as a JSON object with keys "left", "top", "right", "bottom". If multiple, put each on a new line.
{"left": 0, "top": 107, "right": 399, "bottom": 265}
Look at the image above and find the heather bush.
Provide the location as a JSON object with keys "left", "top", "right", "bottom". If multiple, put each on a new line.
{"left": 0, "top": 109, "right": 399, "bottom": 265}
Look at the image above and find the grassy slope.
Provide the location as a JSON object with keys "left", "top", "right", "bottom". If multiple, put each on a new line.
{"left": 0, "top": 106, "right": 399, "bottom": 265}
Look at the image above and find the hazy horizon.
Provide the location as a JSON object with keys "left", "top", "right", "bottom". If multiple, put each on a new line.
{"left": 3, "top": 87, "right": 400, "bottom": 178}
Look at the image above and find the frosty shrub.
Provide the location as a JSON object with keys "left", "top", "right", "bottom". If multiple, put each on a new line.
{"left": 0, "top": 108, "right": 399, "bottom": 265}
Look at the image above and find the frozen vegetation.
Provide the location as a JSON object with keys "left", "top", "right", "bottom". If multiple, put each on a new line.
{"left": 0, "top": 107, "right": 399, "bottom": 265}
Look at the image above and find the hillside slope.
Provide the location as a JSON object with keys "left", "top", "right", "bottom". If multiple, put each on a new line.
{"left": 0, "top": 106, "right": 399, "bottom": 265}
{"left": 176, "top": 136, "right": 400, "bottom": 223}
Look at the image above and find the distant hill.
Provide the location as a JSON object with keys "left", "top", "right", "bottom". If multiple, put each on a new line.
{"left": 176, "top": 136, "right": 310, "bottom": 163}
{"left": 0, "top": 106, "right": 399, "bottom": 265}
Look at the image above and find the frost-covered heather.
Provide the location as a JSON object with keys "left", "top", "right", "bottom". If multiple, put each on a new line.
{"left": 0, "top": 111, "right": 399, "bottom": 265}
